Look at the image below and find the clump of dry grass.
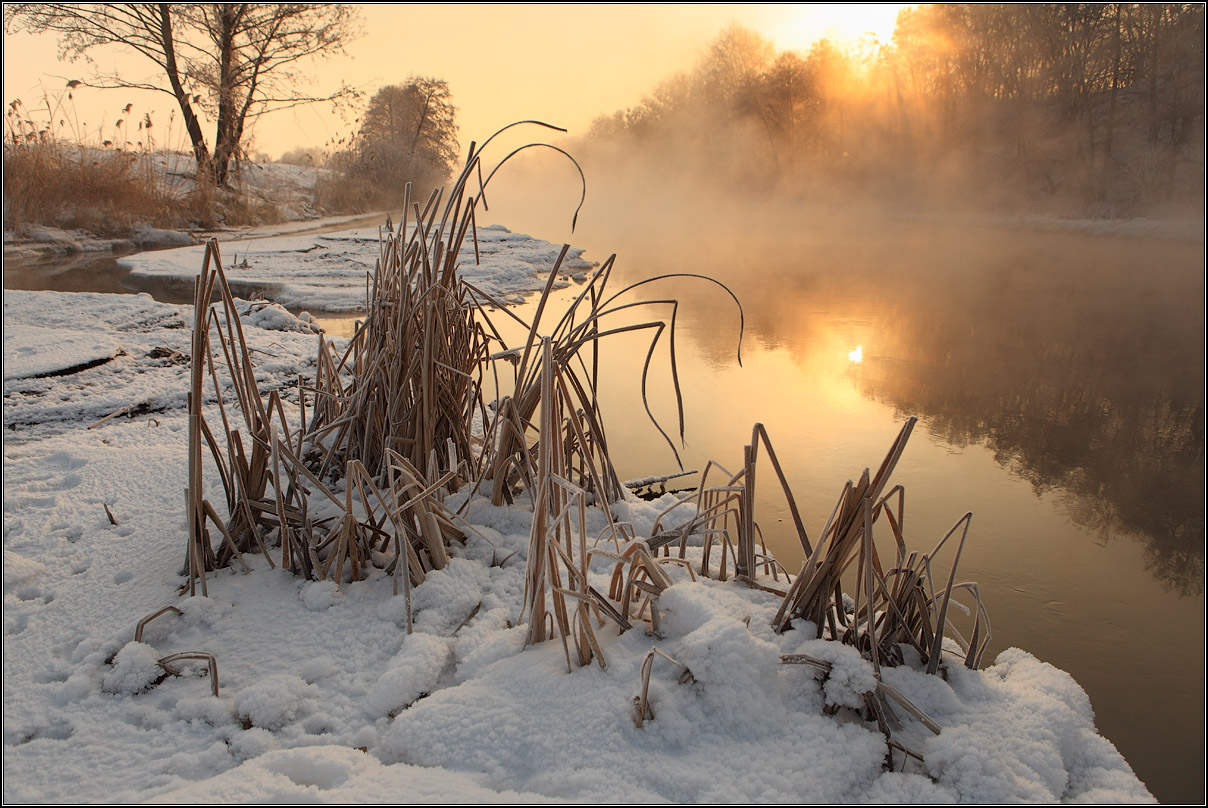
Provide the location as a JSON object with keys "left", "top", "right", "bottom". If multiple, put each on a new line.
{"left": 182, "top": 122, "right": 604, "bottom": 598}
{"left": 3, "top": 135, "right": 174, "bottom": 233}
{"left": 180, "top": 123, "right": 988, "bottom": 768}
{"left": 301, "top": 184, "right": 487, "bottom": 483}
{"left": 638, "top": 415, "right": 989, "bottom": 677}
{"left": 770, "top": 417, "right": 991, "bottom": 673}
{"left": 3, "top": 94, "right": 279, "bottom": 235}
{"left": 184, "top": 236, "right": 467, "bottom": 601}
{"left": 629, "top": 417, "right": 986, "bottom": 765}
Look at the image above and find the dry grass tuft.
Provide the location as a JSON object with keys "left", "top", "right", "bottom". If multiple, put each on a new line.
{"left": 178, "top": 124, "right": 989, "bottom": 767}
{"left": 3, "top": 138, "right": 180, "bottom": 233}
{"left": 181, "top": 122, "right": 614, "bottom": 598}
{"left": 770, "top": 416, "right": 991, "bottom": 673}
{"left": 4, "top": 94, "right": 282, "bottom": 234}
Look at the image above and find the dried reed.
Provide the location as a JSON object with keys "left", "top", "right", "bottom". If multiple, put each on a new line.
{"left": 181, "top": 123, "right": 628, "bottom": 596}
{"left": 178, "top": 125, "right": 989, "bottom": 769}
{"left": 468, "top": 253, "right": 744, "bottom": 508}
{"left": 768, "top": 417, "right": 991, "bottom": 674}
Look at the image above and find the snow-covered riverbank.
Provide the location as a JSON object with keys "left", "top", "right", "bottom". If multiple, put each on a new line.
{"left": 117, "top": 222, "right": 595, "bottom": 311}
{"left": 4, "top": 262, "right": 1155, "bottom": 802}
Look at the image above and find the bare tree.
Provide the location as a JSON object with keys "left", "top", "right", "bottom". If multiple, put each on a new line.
{"left": 358, "top": 79, "right": 458, "bottom": 184}
{"left": 700, "top": 23, "right": 774, "bottom": 111}
{"left": 757, "top": 51, "right": 816, "bottom": 171}
{"left": 332, "top": 77, "right": 458, "bottom": 205}
{"left": 5, "top": 3, "right": 362, "bottom": 185}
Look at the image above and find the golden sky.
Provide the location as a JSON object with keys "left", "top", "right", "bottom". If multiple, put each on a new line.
{"left": 3, "top": 3, "right": 908, "bottom": 158}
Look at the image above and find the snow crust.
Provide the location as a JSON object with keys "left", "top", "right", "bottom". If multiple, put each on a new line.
{"left": 118, "top": 223, "right": 596, "bottom": 312}
{"left": 2, "top": 281, "right": 1154, "bottom": 803}
{"left": 4, "top": 325, "right": 120, "bottom": 381}
{"left": 3, "top": 291, "right": 317, "bottom": 435}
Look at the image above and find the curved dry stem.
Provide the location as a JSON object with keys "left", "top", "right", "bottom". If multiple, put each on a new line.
{"left": 594, "top": 272, "right": 745, "bottom": 366}
{"left": 478, "top": 142, "right": 586, "bottom": 232}
{"left": 925, "top": 511, "right": 974, "bottom": 675}
{"left": 134, "top": 606, "right": 182, "bottom": 643}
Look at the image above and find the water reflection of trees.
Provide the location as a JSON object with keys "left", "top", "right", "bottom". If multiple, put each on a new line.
{"left": 640, "top": 228, "right": 1202, "bottom": 595}
{"left": 854, "top": 243, "right": 1205, "bottom": 596}
{"left": 614, "top": 222, "right": 1203, "bottom": 594}
{"left": 895, "top": 364, "right": 1203, "bottom": 595}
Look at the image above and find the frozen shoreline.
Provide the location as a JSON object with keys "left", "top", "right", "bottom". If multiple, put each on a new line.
{"left": 2, "top": 281, "right": 1155, "bottom": 803}
{"left": 116, "top": 222, "right": 596, "bottom": 312}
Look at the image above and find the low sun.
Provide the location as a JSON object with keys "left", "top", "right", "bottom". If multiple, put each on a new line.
{"left": 768, "top": 4, "right": 912, "bottom": 52}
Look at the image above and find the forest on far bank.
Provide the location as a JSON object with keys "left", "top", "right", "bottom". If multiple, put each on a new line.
{"left": 579, "top": 4, "right": 1205, "bottom": 218}
{"left": 6, "top": 3, "right": 1203, "bottom": 240}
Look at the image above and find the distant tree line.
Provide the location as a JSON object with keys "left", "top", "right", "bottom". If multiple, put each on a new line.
{"left": 585, "top": 5, "right": 1205, "bottom": 215}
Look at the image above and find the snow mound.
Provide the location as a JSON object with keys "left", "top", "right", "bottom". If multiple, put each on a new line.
{"left": 101, "top": 642, "right": 164, "bottom": 695}
{"left": 234, "top": 674, "right": 319, "bottom": 731}
{"left": 151, "top": 745, "right": 562, "bottom": 803}
{"left": 237, "top": 301, "right": 322, "bottom": 334}
{"left": 3, "top": 550, "right": 46, "bottom": 593}
{"left": 131, "top": 224, "right": 196, "bottom": 249}
{"left": 365, "top": 632, "right": 451, "bottom": 717}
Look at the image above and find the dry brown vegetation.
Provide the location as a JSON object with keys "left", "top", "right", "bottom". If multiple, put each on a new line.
{"left": 2, "top": 141, "right": 277, "bottom": 235}
{"left": 3, "top": 96, "right": 281, "bottom": 236}
{"left": 5, "top": 141, "right": 162, "bottom": 233}
{"left": 182, "top": 126, "right": 988, "bottom": 751}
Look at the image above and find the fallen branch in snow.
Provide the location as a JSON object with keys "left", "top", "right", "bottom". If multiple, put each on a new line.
{"left": 623, "top": 470, "right": 699, "bottom": 489}
{"left": 88, "top": 404, "right": 133, "bottom": 430}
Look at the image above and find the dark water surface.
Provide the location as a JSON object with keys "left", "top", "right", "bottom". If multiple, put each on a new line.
{"left": 4, "top": 248, "right": 178, "bottom": 299}
{"left": 5, "top": 216, "right": 1203, "bottom": 803}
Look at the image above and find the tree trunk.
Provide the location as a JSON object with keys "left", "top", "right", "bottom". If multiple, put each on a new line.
{"left": 211, "top": 4, "right": 244, "bottom": 187}
{"left": 1098, "top": 3, "right": 1124, "bottom": 203}
{"left": 1104, "top": 3, "right": 1122, "bottom": 164}
{"left": 158, "top": 4, "right": 211, "bottom": 179}
{"left": 1147, "top": 6, "right": 1162, "bottom": 145}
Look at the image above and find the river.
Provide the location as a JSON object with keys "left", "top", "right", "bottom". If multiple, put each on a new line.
{"left": 3, "top": 212, "right": 1203, "bottom": 802}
